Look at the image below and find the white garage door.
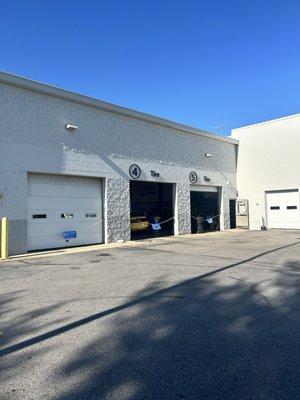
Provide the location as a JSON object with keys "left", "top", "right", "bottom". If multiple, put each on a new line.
{"left": 266, "top": 189, "right": 300, "bottom": 229}
{"left": 28, "top": 174, "right": 103, "bottom": 251}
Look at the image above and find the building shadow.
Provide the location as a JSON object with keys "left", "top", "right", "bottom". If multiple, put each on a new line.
{"left": 51, "top": 259, "right": 299, "bottom": 399}
{"left": 0, "top": 290, "right": 71, "bottom": 384}
{"left": 0, "top": 248, "right": 299, "bottom": 399}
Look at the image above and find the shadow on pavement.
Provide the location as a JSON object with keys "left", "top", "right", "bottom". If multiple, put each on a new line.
{"left": 55, "top": 259, "right": 299, "bottom": 400}
{"left": 1, "top": 241, "right": 299, "bottom": 399}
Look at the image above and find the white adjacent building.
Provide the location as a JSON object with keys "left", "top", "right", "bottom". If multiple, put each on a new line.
{"left": 232, "top": 114, "right": 300, "bottom": 230}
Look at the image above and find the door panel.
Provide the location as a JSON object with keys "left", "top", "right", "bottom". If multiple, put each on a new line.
{"left": 266, "top": 190, "right": 300, "bottom": 229}
{"left": 27, "top": 174, "right": 103, "bottom": 251}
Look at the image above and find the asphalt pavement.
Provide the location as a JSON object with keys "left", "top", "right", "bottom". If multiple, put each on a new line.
{"left": 0, "top": 229, "right": 299, "bottom": 400}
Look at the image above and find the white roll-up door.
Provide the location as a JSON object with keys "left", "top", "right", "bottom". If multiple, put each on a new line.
{"left": 266, "top": 189, "right": 300, "bottom": 229}
{"left": 27, "top": 174, "right": 103, "bottom": 251}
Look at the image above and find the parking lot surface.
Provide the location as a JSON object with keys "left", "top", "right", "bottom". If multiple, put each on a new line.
{"left": 0, "top": 230, "right": 299, "bottom": 400}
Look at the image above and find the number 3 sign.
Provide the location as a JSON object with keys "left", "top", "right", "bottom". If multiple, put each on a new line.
{"left": 129, "top": 164, "right": 141, "bottom": 179}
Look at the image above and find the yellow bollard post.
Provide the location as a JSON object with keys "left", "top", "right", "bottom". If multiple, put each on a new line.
{"left": 1, "top": 217, "right": 8, "bottom": 260}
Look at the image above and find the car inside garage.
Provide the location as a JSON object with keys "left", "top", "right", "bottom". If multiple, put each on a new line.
{"left": 27, "top": 174, "right": 103, "bottom": 251}
{"left": 130, "top": 181, "right": 174, "bottom": 239}
{"left": 190, "top": 187, "right": 220, "bottom": 233}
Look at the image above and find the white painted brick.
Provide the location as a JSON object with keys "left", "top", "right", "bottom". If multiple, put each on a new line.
{"left": 0, "top": 80, "right": 237, "bottom": 254}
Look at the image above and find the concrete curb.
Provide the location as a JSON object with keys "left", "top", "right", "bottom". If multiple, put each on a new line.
{"left": 1, "top": 230, "right": 247, "bottom": 262}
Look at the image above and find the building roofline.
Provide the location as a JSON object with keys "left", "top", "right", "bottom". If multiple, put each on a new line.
{"left": 0, "top": 70, "right": 238, "bottom": 145}
{"left": 231, "top": 113, "right": 300, "bottom": 133}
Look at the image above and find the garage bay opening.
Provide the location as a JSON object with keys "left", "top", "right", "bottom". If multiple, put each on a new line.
{"left": 190, "top": 188, "right": 220, "bottom": 233}
{"left": 130, "top": 181, "right": 174, "bottom": 240}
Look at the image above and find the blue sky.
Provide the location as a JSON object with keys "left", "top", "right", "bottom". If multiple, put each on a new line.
{"left": 0, "top": 1, "right": 299, "bottom": 135}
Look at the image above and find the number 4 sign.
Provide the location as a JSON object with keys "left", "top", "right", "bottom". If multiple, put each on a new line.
{"left": 129, "top": 164, "right": 141, "bottom": 179}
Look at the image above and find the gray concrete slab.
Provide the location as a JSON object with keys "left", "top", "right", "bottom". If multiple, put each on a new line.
{"left": 0, "top": 230, "right": 299, "bottom": 400}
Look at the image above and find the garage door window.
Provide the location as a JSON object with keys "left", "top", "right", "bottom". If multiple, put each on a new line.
{"left": 86, "top": 213, "right": 97, "bottom": 218}
{"left": 270, "top": 206, "right": 280, "bottom": 210}
{"left": 287, "top": 206, "right": 297, "bottom": 210}
{"left": 33, "top": 214, "right": 47, "bottom": 219}
{"left": 61, "top": 213, "right": 74, "bottom": 219}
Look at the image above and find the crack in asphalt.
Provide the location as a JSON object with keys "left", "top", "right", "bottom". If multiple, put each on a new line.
{"left": 229, "top": 276, "right": 273, "bottom": 307}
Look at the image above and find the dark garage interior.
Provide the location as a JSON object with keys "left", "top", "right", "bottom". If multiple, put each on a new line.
{"left": 130, "top": 181, "right": 174, "bottom": 239}
{"left": 229, "top": 199, "right": 237, "bottom": 229}
{"left": 190, "top": 190, "right": 220, "bottom": 233}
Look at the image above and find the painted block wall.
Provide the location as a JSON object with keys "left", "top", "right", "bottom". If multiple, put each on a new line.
{"left": 0, "top": 75, "right": 237, "bottom": 255}
{"left": 231, "top": 114, "right": 300, "bottom": 230}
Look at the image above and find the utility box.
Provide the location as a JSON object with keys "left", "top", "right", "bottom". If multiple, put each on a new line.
{"left": 236, "top": 199, "right": 249, "bottom": 229}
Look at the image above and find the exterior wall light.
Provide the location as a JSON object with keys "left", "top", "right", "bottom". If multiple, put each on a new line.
{"left": 65, "top": 124, "right": 78, "bottom": 131}
{"left": 205, "top": 153, "right": 213, "bottom": 157}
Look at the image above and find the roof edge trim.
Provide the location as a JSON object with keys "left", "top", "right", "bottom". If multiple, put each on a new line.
{"left": 0, "top": 70, "right": 238, "bottom": 145}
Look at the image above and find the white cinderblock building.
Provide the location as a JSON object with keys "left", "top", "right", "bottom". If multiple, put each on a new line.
{"left": 232, "top": 114, "right": 300, "bottom": 230}
{"left": 0, "top": 72, "right": 238, "bottom": 255}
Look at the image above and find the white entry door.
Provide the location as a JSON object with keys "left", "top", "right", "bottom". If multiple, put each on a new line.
{"left": 266, "top": 190, "right": 300, "bottom": 229}
{"left": 28, "top": 174, "right": 103, "bottom": 251}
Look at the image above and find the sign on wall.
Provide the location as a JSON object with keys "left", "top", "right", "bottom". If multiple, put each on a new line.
{"left": 63, "top": 230, "right": 77, "bottom": 239}
{"left": 150, "top": 170, "right": 160, "bottom": 177}
{"left": 129, "top": 164, "right": 141, "bottom": 179}
{"left": 189, "top": 171, "right": 198, "bottom": 184}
